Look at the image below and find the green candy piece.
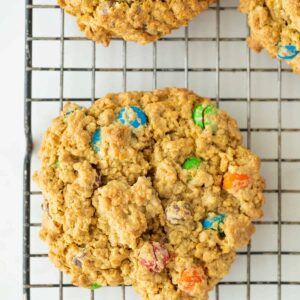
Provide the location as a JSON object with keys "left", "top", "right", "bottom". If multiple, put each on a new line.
{"left": 54, "top": 160, "right": 60, "bottom": 168}
{"left": 182, "top": 157, "right": 202, "bottom": 170}
{"left": 90, "top": 283, "right": 102, "bottom": 290}
{"left": 192, "top": 104, "right": 217, "bottom": 129}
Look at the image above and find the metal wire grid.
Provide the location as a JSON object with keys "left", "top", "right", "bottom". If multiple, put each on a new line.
{"left": 24, "top": 1, "right": 300, "bottom": 300}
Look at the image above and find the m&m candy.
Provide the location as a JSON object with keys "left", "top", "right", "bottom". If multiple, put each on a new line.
{"left": 166, "top": 201, "right": 192, "bottom": 225}
{"left": 139, "top": 242, "right": 170, "bottom": 273}
{"left": 90, "top": 283, "right": 102, "bottom": 290}
{"left": 179, "top": 266, "right": 205, "bottom": 291}
{"left": 223, "top": 172, "right": 250, "bottom": 191}
{"left": 91, "top": 128, "right": 101, "bottom": 153}
{"left": 192, "top": 103, "right": 217, "bottom": 129}
{"left": 117, "top": 106, "right": 147, "bottom": 129}
{"left": 277, "top": 45, "right": 299, "bottom": 60}
{"left": 182, "top": 157, "right": 202, "bottom": 170}
{"left": 202, "top": 213, "right": 225, "bottom": 234}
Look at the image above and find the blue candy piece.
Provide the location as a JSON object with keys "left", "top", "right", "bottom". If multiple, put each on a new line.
{"left": 117, "top": 106, "right": 147, "bottom": 129}
{"left": 202, "top": 214, "right": 225, "bottom": 230}
{"left": 91, "top": 128, "right": 101, "bottom": 153}
{"left": 277, "top": 45, "right": 300, "bottom": 60}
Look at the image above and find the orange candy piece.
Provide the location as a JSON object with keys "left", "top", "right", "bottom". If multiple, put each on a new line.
{"left": 223, "top": 172, "right": 250, "bottom": 191}
{"left": 179, "top": 267, "right": 205, "bottom": 290}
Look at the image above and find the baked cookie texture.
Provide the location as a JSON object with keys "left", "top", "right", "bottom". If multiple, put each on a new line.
{"left": 34, "top": 88, "right": 265, "bottom": 300}
{"left": 239, "top": 0, "right": 300, "bottom": 73}
{"left": 58, "top": 0, "right": 215, "bottom": 46}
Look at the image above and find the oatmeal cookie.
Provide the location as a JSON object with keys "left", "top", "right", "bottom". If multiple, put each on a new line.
{"left": 34, "top": 88, "right": 265, "bottom": 300}
{"left": 239, "top": 0, "right": 300, "bottom": 73}
{"left": 58, "top": 0, "right": 215, "bottom": 46}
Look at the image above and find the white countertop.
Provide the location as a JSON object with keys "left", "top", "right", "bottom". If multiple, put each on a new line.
{"left": 0, "top": 2, "right": 24, "bottom": 300}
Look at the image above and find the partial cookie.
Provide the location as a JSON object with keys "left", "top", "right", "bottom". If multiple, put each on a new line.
{"left": 34, "top": 88, "right": 265, "bottom": 300}
{"left": 58, "top": 0, "right": 215, "bottom": 46}
{"left": 239, "top": 0, "right": 300, "bottom": 73}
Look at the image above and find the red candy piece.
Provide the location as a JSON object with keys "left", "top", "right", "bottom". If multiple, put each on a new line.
{"left": 179, "top": 266, "right": 205, "bottom": 291}
{"left": 139, "top": 242, "right": 170, "bottom": 273}
{"left": 223, "top": 172, "right": 250, "bottom": 191}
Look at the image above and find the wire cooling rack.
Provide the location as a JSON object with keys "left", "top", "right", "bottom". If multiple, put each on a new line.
{"left": 24, "top": 0, "right": 300, "bottom": 299}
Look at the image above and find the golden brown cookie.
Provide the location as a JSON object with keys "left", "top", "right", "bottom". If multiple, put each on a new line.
{"left": 58, "top": 0, "right": 215, "bottom": 46}
{"left": 34, "top": 88, "right": 265, "bottom": 300}
{"left": 239, "top": 0, "right": 300, "bottom": 73}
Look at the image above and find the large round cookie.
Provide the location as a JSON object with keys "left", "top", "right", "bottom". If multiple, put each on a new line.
{"left": 240, "top": 0, "right": 300, "bottom": 73}
{"left": 58, "top": 0, "right": 215, "bottom": 46}
{"left": 34, "top": 88, "right": 265, "bottom": 300}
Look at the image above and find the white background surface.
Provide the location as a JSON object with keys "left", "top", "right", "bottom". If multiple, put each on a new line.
{"left": 0, "top": 2, "right": 24, "bottom": 300}
{"left": 1, "top": 0, "right": 300, "bottom": 300}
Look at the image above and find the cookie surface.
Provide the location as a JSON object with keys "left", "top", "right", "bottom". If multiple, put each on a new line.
{"left": 34, "top": 88, "right": 265, "bottom": 300}
{"left": 58, "top": 0, "right": 215, "bottom": 45}
{"left": 239, "top": 0, "right": 300, "bottom": 73}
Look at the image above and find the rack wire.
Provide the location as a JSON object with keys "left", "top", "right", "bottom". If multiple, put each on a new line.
{"left": 24, "top": 0, "right": 300, "bottom": 299}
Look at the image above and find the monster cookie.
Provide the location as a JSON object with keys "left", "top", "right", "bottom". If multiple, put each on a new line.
{"left": 34, "top": 88, "right": 265, "bottom": 300}
{"left": 239, "top": 0, "right": 300, "bottom": 73}
{"left": 58, "top": 0, "right": 215, "bottom": 46}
